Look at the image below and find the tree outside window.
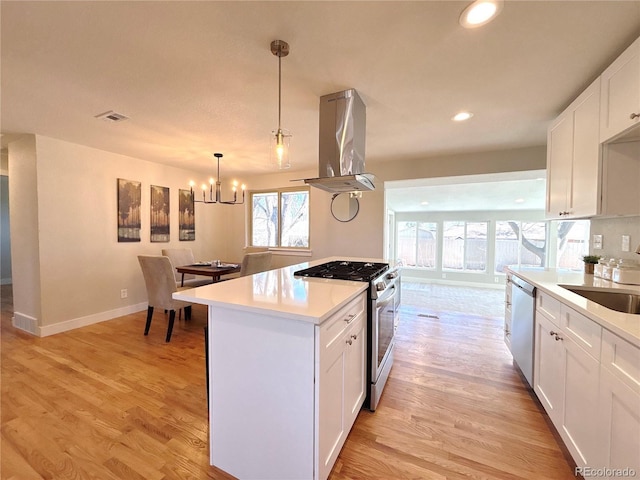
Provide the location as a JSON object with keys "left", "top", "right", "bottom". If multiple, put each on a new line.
{"left": 251, "top": 188, "right": 309, "bottom": 248}
{"left": 397, "top": 221, "right": 437, "bottom": 268}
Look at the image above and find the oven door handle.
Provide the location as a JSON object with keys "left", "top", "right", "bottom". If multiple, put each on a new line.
{"left": 376, "top": 284, "right": 397, "bottom": 305}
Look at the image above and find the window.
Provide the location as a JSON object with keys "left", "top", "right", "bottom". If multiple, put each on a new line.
{"left": 397, "top": 221, "right": 437, "bottom": 268}
{"left": 495, "top": 221, "right": 547, "bottom": 273}
{"left": 250, "top": 188, "right": 309, "bottom": 248}
{"left": 556, "top": 220, "right": 589, "bottom": 270}
{"left": 442, "top": 221, "right": 487, "bottom": 272}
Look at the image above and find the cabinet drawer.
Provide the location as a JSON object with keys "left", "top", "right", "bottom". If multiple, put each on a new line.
{"left": 319, "top": 293, "right": 366, "bottom": 352}
{"left": 601, "top": 329, "right": 640, "bottom": 392}
{"left": 560, "top": 305, "right": 602, "bottom": 360}
{"left": 537, "top": 291, "right": 561, "bottom": 325}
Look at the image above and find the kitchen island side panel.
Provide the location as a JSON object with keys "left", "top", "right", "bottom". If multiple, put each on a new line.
{"left": 208, "top": 305, "right": 316, "bottom": 480}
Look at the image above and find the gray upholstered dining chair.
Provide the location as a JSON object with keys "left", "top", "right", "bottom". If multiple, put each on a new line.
{"left": 240, "top": 251, "right": 273, "bottom": 276}
{"left": 161, "top": 248, "right": 210, "bottom": 287}
{"left": 137, "top": 255, "right": 192, "bottom": 342}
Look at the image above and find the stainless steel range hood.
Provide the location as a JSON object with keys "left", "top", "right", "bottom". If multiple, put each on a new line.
{"left": 303, "top": 89, "right": 375, "bottom": 193}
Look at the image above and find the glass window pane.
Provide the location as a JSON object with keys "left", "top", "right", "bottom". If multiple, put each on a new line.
{"left": 280, "top": 191, "right": 309, "bottom": 248}
{"left": 465, "top": 222, "right": 487, "bottom": 271}
{"left": 397, "top": 222, "right": 417, "bottom": 266}
{"left": 252, "top": 192, "right": 278, "bottom": 247}
{"left": 520, "top": 222, "right": 546, "bottom": 268}
{"left": 416, "top": 222, "right": 437, "bottom": 269}
{"left": 557, "top": 220, "right": 589, "bottom": 270}
{"left": 443, "top": 221, "right": 464, "bottom": 270}
{"left": 495, "top": 221, "right": 519, "bottom": 273}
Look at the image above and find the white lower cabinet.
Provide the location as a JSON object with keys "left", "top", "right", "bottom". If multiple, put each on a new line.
{"left": 208, "top": 291, "right": 367, "bottom": 480}
{"left": 560, "top": 328, "right": 600, "bottom": 467}
{"left": 596, "top": 330, "right": 640, "bottom": 478}
{"left": 317, "top": 294, "right": 367, "bottom": 480}
{"left": 534, "top": 311, "right": 564, "bottom": 424}
{"left": 534, "top": 296, "right": 601, "bottom": 468}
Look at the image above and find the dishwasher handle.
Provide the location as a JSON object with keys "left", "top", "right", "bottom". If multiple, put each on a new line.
{"left": 511, "top": 275, "right": 536, "bottom": 297}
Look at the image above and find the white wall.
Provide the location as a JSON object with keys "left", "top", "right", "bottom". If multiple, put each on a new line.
{"left": 8, "top": 135, "right": 231, "bottom": 334}
{"left": 8, "top": 136, "right": 42, "bottom": 333}
{"left": 234, "top": 145, "right": 547, "bottom": 270}
{"left": 590, "top": 216, "right": 640, "bottom": 260}
{"left": 7, "top": 138, "right": 546, "bottom": 335}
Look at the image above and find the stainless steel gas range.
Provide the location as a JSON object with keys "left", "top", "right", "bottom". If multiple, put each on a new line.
{"left": 294, "top": 260, "right": 401, "bottom": 411}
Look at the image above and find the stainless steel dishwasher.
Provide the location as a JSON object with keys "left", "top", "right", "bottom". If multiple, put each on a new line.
{"left": 510, "top": 275, "right": 536, "bottom": 387}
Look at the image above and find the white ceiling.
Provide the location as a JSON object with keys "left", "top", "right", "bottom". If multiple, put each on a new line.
{"left": 1, "top": 1, "right": 639, "bottom": 177}
{"left": 385, "top": 170, "right": 547, "bottom": 212}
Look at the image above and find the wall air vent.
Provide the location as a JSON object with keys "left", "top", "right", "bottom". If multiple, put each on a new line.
{"left": 94, "top": 110, "right": 129, "bottom": 123}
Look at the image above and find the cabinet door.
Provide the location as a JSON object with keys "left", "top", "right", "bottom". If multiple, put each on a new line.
{"left": 597, "top": 366, "right": 640, "bottom": 478}
{"left": 317, "top": 333, "right": 346, "bottom": 480}
{"left": 344, "top": 316, "right": 366, "bottom": 428}
{"left": 570, "top": 78, "right": 601, "bottom": 217}
{"left": 534, "top": 312, "right": 564, "bottom": 425}
{"left": 546, "top": 114, "right": 573, "bottom": 218}
{"left": 600, "top": 36, "right": 640, "bottom": 142}
{"left": 560, "top": 333, "right": 600, "bottom": 468}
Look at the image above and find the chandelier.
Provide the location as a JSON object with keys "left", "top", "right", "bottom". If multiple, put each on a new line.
{"left": 190, "top": 153, "right": 245, "bottom": 205}
{"left": 270, "top": 40, "right": 291, "bottom": 169}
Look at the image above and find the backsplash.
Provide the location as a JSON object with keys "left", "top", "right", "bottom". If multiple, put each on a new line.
{"left": 590, "top": 216, "right": 640, "bottom": 261}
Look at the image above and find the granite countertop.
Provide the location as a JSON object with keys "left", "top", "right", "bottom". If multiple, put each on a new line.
{"left": 172, "top": 256, "right": 382, "bottom": 325}
{"left": 507, "top": 267, "right": 640, "bottom": 347}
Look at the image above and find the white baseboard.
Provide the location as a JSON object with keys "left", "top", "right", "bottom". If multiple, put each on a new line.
{"left": 401, "top": 276, "right": 505, "bottom": 290}
{"left": 12, "top": 312, "right": 38, "bottom": 335}
{"left": 12, "top": 303, "right": 147, "bottom": 337}
{"left": 37, "top": 302, "right": 148, "bottom": 337}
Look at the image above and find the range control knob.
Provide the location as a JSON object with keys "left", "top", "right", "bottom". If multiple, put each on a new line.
{"left": 386, "top": 271, "right": 398, "bottom": 280}
{"left": 376, "top": 282, "right": 386, "bottom": 291}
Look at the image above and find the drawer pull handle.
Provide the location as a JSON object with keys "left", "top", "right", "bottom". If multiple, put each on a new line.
{"left": 550, "top": 331, "right": 563, "bottom": 341}
{"left": 630, "top": 112, "right": 640, "bottom": 120}
{"left": 346, "top": 339, "right": 353, "bottom": 345}
{"left": 344, "top": 314, "right": 356, "bottom": 324}
{"left": 350, "top": 334, "right": 358, "bottom": 340}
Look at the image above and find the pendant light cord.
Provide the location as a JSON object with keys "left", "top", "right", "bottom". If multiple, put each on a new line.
{"left": 278, "top": 52, "right": 282, "bottom": 130}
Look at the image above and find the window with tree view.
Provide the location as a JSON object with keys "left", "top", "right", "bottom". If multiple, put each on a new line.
{"left": 250, "top": 188, "right": 309, "bottom": 248}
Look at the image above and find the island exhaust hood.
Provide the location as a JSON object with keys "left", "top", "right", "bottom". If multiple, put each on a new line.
{"left": 303, "top": 89, "right": 375, "bottom": 193}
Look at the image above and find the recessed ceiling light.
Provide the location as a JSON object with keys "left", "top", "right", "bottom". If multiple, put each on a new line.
{"left": 459, "top": 0, "right": 503, "bottom": 29}
{"left": 515, "top": 198, "right": 525, "bottom": 203}
{"left": 452, "top": 112, "right": 474, "bottom": 122}
{"left": 421, "top": 201, "right": 429, "bottom": 205}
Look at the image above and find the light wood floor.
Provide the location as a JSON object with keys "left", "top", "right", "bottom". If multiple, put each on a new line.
{"left": 1, "top": 284, "right": 575, "bottom": 479}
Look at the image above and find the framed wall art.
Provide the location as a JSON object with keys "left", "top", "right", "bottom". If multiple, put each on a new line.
{"left": 117, "top": 178, "right": 141, "bottom": 242}
{"left": 179, "top": 188, "right": 195, "bottom": 241}
{"left": 150, "top": 185, "right": 170, "bottom": 242}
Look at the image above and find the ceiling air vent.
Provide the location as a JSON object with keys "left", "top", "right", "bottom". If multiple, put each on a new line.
{"left": 94, "top": 110, "right": 128, "bottom": 123}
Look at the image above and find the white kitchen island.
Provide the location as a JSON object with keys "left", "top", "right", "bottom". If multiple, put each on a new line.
{"left": 173, "top": 258, "right": 371, "bottom": 480}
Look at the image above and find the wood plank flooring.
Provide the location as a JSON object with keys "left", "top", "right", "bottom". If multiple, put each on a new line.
{"left": 1, "top": 284, "right": 575, "bottom": 479}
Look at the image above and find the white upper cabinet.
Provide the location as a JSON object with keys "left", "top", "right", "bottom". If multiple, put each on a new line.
{"left": 600, "top": 36, "right": 640, "bottom": 143}
{"left": 546, "top": 78, "right": 601, "bottom": 219}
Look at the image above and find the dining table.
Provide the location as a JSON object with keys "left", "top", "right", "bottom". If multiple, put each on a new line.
{"left": 175, "top": 262, "right": 241, "bottom": 286}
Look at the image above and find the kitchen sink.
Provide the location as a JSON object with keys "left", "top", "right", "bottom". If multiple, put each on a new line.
{"left": 561, "top": 287, "right": 640, "bottom": 315}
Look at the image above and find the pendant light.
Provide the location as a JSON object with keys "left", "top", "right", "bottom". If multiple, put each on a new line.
{"left": 270, "top": 40, "right": 291, "bottom": 169}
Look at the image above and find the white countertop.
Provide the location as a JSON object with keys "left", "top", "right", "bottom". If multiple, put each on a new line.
{"left": 507, "top": 267, "right": 640, "bottom": 347}
{"left": 173, "top": 257, "right": 382, "bottom": 325}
